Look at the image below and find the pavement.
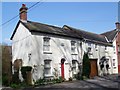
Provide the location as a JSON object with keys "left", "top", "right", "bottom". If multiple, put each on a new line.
{"left": 1, "top": 74, "right": 120, "bottom": 90}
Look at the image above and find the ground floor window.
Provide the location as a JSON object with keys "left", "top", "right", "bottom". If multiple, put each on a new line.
{"left": 72, "top": 60, "right": 77, "bottom": 74}
{"left": 113, "top": 59, "right": 116, "bottom": 67}
{"left": 44, "top": 59, "right": 52, "bottom": 75}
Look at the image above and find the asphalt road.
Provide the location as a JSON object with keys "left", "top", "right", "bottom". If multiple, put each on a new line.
{"left": 2, "top": 75, "right": 120, "bottom": 90}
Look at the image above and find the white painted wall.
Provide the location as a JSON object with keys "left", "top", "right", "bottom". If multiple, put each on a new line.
{"left": 12, "top": 22, "right": 117, "bottom": 84}
{"left": 111, "top": 39, "right": 118, "bottom": 74}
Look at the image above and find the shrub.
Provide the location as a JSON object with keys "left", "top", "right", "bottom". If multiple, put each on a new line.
{"left": 2, "top": 74, "right": 9, "bottom": 86}
{"left": 82, "top": 52, "right": 91, "bottom": 78}
{"left": 10, "top": 83, "right": 20, "bottom": 89}
{"left": 21, "top": 66, "right": 32, "bottom": 83}
{"left": 69, "top": 77, "right": 72, "bottom": 81}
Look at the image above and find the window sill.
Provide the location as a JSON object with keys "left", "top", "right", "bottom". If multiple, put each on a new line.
{"left": 44, "top": 74, "right": 54, "bottom": 77}
{"left": 43, "top": 51, "right": 52, "bottom": 54}
{"left": 71, "top": 53, "right": 78, "bottom": 55}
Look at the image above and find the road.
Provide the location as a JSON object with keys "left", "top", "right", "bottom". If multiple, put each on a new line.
{"left": 2, "top": 74, "right": 120, "bottom": 90}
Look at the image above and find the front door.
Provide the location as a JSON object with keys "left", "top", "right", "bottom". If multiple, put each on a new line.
{"left": 90, "top": 59, "right": 98, "bottom": 78}
{"left": 61, "top": 58, "right": 65, "bottom": 79}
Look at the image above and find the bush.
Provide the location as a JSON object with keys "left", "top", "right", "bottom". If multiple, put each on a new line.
{"left": 21, "top": 66, "right": 32, "bottom": 83}
{"left": 69, "top": 77, "right": 72, "bottom": 81}
{"left": 10, "top": 83, "right": 20, "bottom": 89}
{"left": 2, "top": 74, "right": 9, "bottom": 86}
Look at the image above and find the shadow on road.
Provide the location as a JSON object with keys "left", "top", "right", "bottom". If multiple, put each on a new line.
{"left": 97, "top": 75, "right": 120, "bottom": 83}
{"left": 83, "top": 80, "right": 118, "bottom": 90}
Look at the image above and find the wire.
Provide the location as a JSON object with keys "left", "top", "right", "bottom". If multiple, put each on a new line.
{"left": 0, "top": 0, "right": 43, "bottom": 27}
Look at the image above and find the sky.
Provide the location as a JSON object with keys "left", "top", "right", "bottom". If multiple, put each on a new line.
{"left": 1, "top": 1, "right": 120, "bottom": 45}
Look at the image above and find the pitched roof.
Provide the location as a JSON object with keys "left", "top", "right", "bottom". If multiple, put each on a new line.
{"left": 11, "top": 20, "right": 112, "bottom": 46}
{"left": 101, "top": 29, "right": 118, "bottom": 42}
{"left": 63, "top": 25, "right": 111, "bottom": 46}
{"left": 11, "top": 20, "right": 83, "bottom": 40}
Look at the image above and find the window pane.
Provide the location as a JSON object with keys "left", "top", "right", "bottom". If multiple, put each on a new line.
{"left": 71, "top": 41, "right": 76, "bottom": 46}
{"left": 72, "top": 61, "right": 76, "bottom": 68}
{"left": 43, "top": 37, "right": 50, "bottom": 51}
{"left": 44, "top": 68, "right": 50, "bottom": 74}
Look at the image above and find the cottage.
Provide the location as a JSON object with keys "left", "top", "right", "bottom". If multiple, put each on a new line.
{"left": 11, "top": 4, "right": 119, "bottom": 84}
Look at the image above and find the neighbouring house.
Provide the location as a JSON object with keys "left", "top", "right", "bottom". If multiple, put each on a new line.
{"left": 101, "top": 22, "right": 120, "bottom": 74}
{"left": 10, "top": 4, "right": 119, "bottom": 84}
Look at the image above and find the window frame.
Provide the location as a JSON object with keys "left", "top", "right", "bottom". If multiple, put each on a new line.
{"left": 44, "top": 59, "right": 52, "bottom": 76}
{"left": 71, "top": 40, "right": 77, "bottom": 54}
{"left": 43, "top": 37, "right": 52, "bottom": 53}
{"left": 72, "top": 60, "right": 77, "bottom": 74}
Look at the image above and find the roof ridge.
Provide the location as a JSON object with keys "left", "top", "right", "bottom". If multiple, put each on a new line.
{"left": 63, "top": 25, "right": 105, "bottom": 38}
{"left": 27, "top": 20, "right": 63, "bottom": 30}
{"left": 101, "top": 29, "right": 116, "bottom": 35}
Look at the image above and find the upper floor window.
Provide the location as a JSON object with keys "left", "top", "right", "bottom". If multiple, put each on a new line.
{"left": 44, "top": 60, "right": 52, "bottom": 75}
{"left": 88, "top": 47, "right": 91, "bottom": 52}
{"left": 71, "top": 41, "right": 77, "bottom": 54}
{"left": 43, "top": 37, "right": 50, "bottom": 52}
{"left": 88, "top": 42, "right": 91, "bottom": 47}
{"left": 113, "top": 46, "right": 115, "bottom": 51}
{"left": 118, "top": 45, "right": 120, "bottom": 53}
{"left": 95, "top": 44, "right": 97, "bottom": 48}
{"left": 113, "top": 59, "right": 116, "bottom": 67}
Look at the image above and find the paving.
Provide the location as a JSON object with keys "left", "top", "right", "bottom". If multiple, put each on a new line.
{"left": 2, "top": 74, "right": 120, "bottom": 90}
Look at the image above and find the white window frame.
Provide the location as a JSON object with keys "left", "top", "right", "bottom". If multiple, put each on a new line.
{"left": 44, "top": 59, "right": 52, "bottom": 76}
{"left": 72, "top": 60, "right": 77, "bottom": 74}
{"left": 71, "top": 41, "right": 77, "bottom": 54}
{"left": 118, "top": 45, "right": 120, "bottom": 53}
{"left": 113, "top": 59, "right": 116, "bottom": 67}
{"left": 43, "top": 37, "right": 50, "bottom": 52}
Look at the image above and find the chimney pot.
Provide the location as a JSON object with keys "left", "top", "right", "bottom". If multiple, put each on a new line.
{"left": 115, "top": 22, "right": 120, "bottom": 29}
{"left": 22, "top": 4, "right": 26, "bottom": 7}
{"left": 19, "top": 4, "right": 28, "bottom": 21}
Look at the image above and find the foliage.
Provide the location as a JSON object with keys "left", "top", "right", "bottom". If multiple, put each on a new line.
{"left": 21, "top": 66, "right": 32, "bottom": 82}
{"left": 75, "top": 72, "right": 82, "bottom": 80}
{"left": 35, "top": 76, "right": 63, "bottom": 86}
{"left": 2, "top": 74, "right": 9, "bottom": 86}
{"left": 12, "top": 72, "right": 21, "bottom": 84}
{"left": 82, "top": 52, "right": 91, "bottom": 78}
{"left": 69, "top": 77, "right": 72, "bottom": 81}
{"left": 10, "top": 83, "right": 21, "bottom": 89}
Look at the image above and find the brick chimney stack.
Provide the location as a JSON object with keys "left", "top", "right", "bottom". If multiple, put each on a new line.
{"left": 19, "top": 4, "right": 28, "bottom": 21}
{"left": 115, "top": 22, "right": 120, "bottom": 30}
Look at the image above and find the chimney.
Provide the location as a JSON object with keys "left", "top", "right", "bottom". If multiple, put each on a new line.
{"left": 19, "top": 4, "right": 28, "bottom": 21}
{"left": 115, "top": 22, "right": 120, "bottom": 29}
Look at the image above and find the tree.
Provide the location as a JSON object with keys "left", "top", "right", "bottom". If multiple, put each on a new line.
{"left": 82, "top": 52, "right": 91, "bottom": 78}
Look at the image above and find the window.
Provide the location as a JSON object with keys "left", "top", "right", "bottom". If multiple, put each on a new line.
{"left": 113, "top": 46, "right": 115, "bottom": 51}
{"left": 95, "top": 44, "right": 98, "bottom": 51}
{"left": 105, "top": 46, "right": 107, "bottom": 50}
{"left": 71, "top": 41, "right": 77, "bottom": 53}
{"left": 88, "top": 42, "right": 91, "bottom": 47}
{"left": 43, "top": 37, "right": 50, "bottom": 52}
{"left": 113, "top": 59, "right": 116, "bottom": 67}
{"left": 95, "top": 44, "right": 97, "bottom": 48}
{"left": 72, "top": 60, "right": 77, "bottom": 74}
{"left": 88, "top": 47, "right": 91, "bottom": 52}
{"left": 44, "top": 60, "right": 51, "bottom": 75}
{"left": 118, "top": 45, "right": 120, "bottom": 53}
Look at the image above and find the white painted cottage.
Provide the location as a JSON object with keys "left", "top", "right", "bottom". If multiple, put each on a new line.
{"left": 10, "top": 4, "right": 119, "bottom": 83}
